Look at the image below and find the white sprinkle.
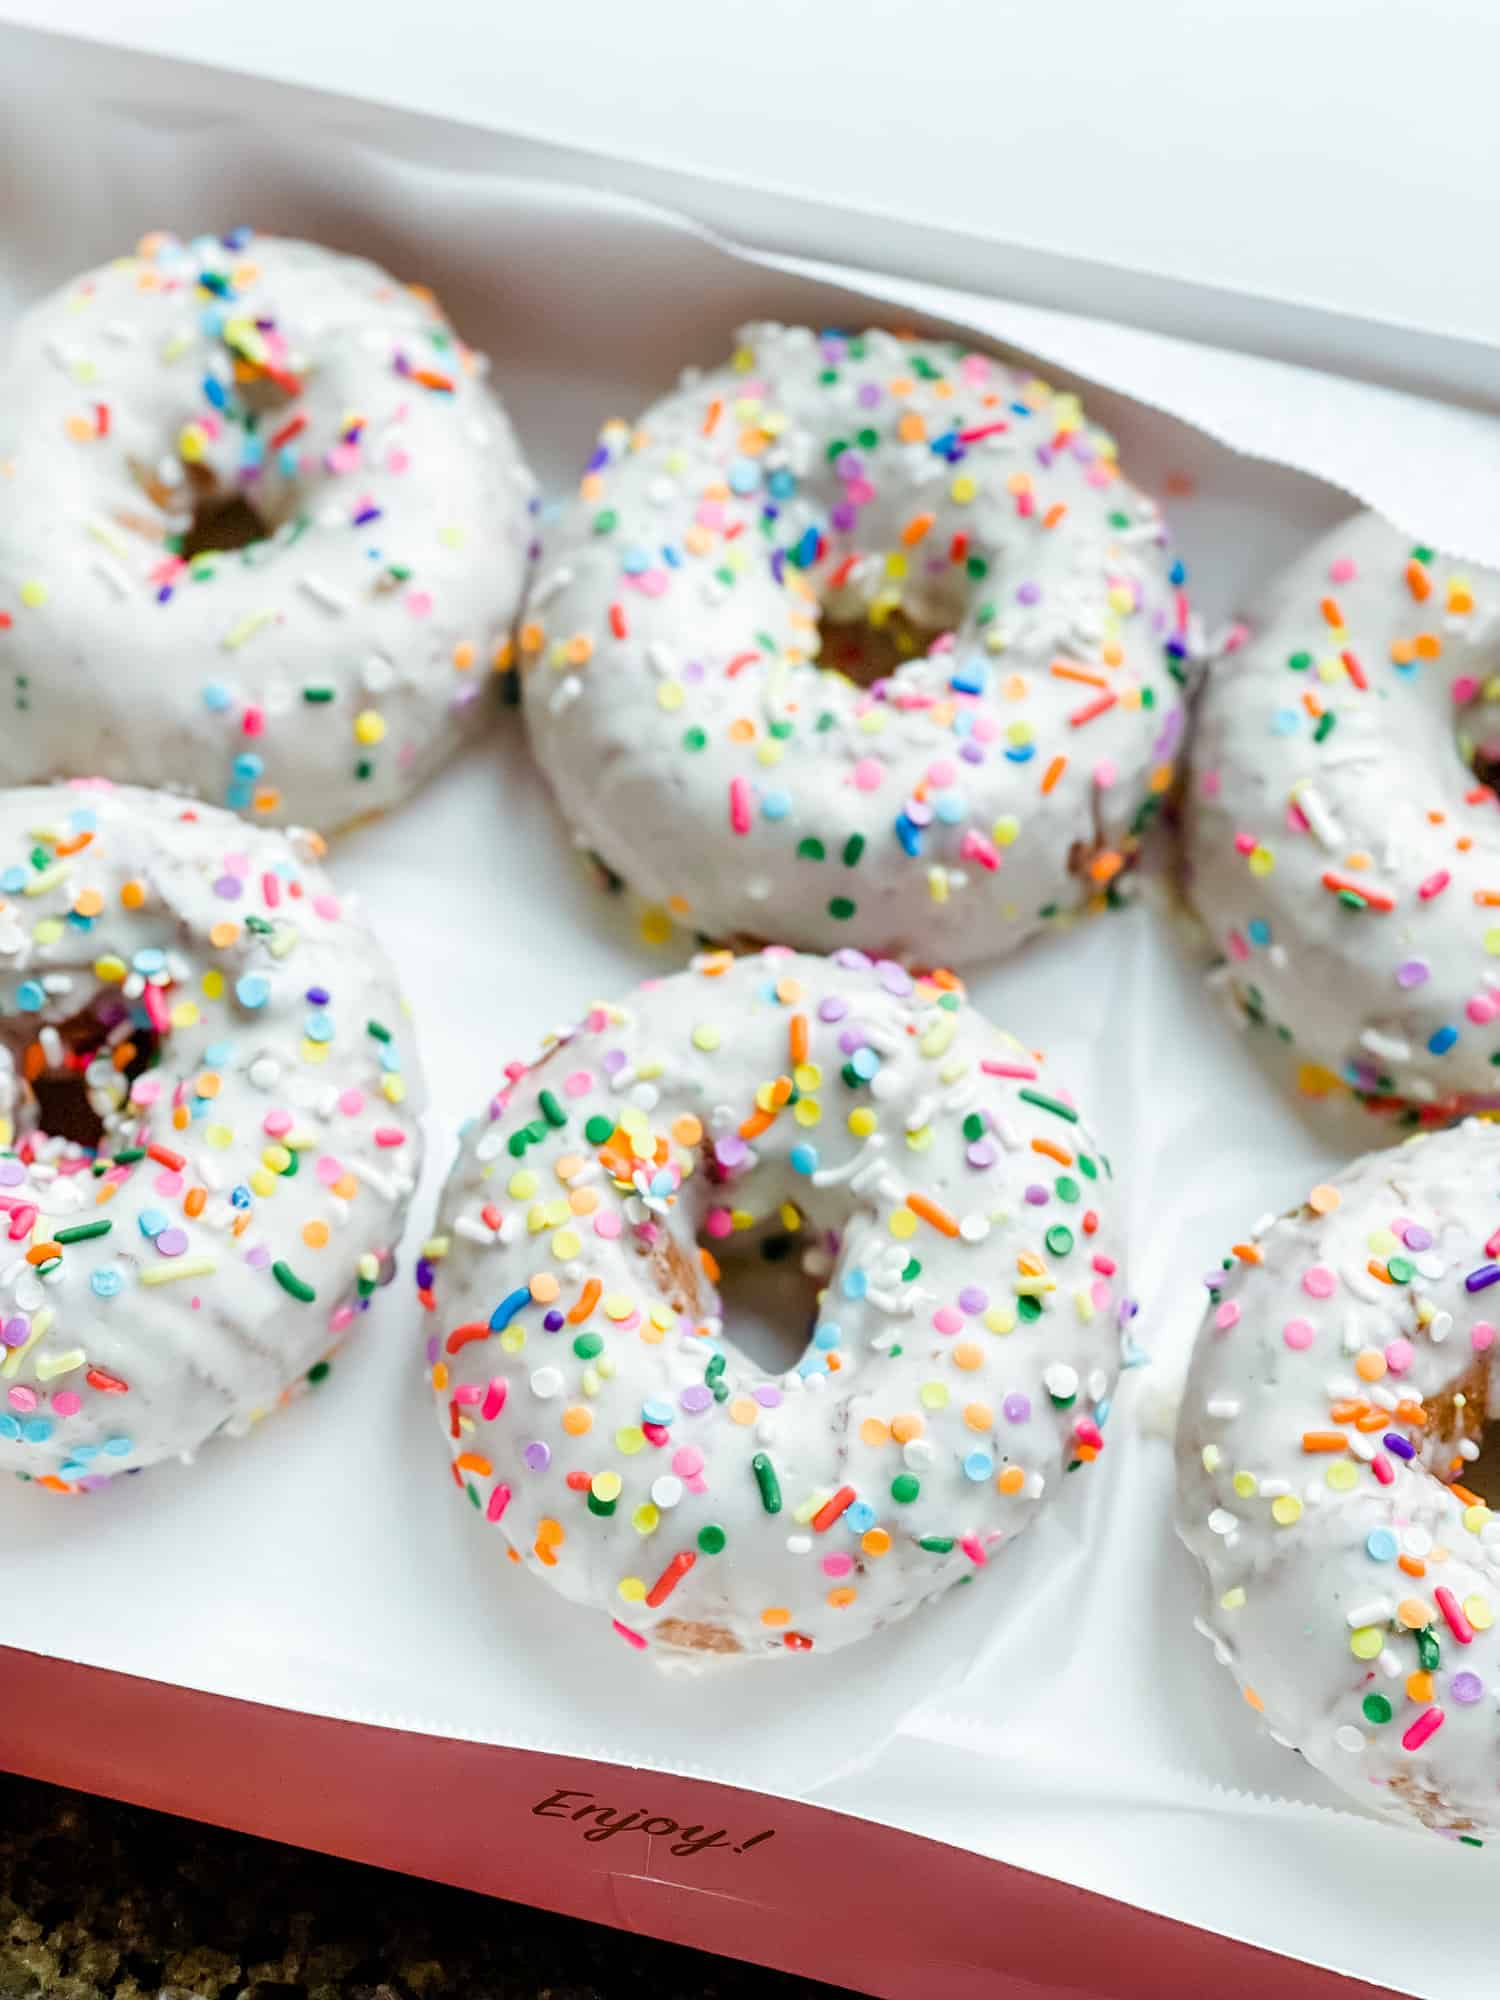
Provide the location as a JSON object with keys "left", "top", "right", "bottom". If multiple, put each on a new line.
{"left": 299, "top": 573, "right": 352, "bottom": 615}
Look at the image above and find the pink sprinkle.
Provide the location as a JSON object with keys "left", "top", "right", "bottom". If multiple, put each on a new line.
{"left": 1283, "top": 1318, "right": 1316, "bottom": 1350}
{"left": 241, "top": 706, "right": 265, "bottom": 738}
{"left": 821, "top": 1553, "right": 855, "bottom": 1578}
{"left": 673, "top": 1446, "right": 705, "bottom": 1479}
{"left": 705, "top": 1207, "right": 734, "bottom": 1239}
{"left": 338, "top": 1088, "right": 365, "bottom": 1116}
{"left": 959, "top": 829, "right": 1001, "bottom": 871}
{"left": 1227, "top": 931, "right": 1250, "bottom": 962}
{"left": 593, "top": 1213, "right": 622, "bottom": 1239}
{"left": 1468, "top": 995, "right": 1498, "bottom": 1024}
{"left": 262, "top": 871, "right": 281, "bottom": 908}
{"left": 613, "top": 1618, "right": 648, "bottom": 1650}
{"left": 316, "top": 1156, "right": 344, "bottom": 1187}
{"left": 48, "top": 1390, "right": 79, "bottom": 1418}
{"left": 1384, "top": 1338, "right": 1414, "bottom": 1374}
{"left": 1215, "top": 1301, "right": 1240, "bottom": 1330}
{"left": 312, "top": 894, "right": 340, "bottom": 921}
{"left": 263, "top": 1110, "right": 293, "bottom": 1138}
{"left": 1198, "top": 769, "right": 1222, "bottom": 800}
{"left": 1092, "top": 1254, "right": 1117, "bottom": 1276}
{"left": 981, "top": 1061, "right": 1038, "bottom": 1079}
{"left": 1434, "top": 1586, "right": 1475, "bottom": 1646}
{"left": 1418, "top": 871, "right": 1451, "bottom": 901}
{"left": 1302, "top": 1266, "right": 1337, "bottom": 1299}
{"left": 1473, "top": 1321, "right": 1496, "bottom": 1354}
{"left": 1401, "top": 1706, "right": 1445, "bottom": 1752}
{"left": 932, "top": 1306, "right": 963, "bottom": 1335}
{"left": 373, "top": 1127, "right": 406, "bottom": 1148}
{"left": 406, "top": 589, "right": 433, "bottom": 619}
{"left": 481, "top": 1379, "right": 508, "bottom": 1422}
{"left": 1453, "top": 675, "right": 1481, "bottom": 706}
{"left": 386, "top": 446, "right": 411, "bottom": 475}
{"left": 852, "top": 758, "right": 883, "bottom": 791}
{"left": 1233, "top": 832, "right": 1256, "bottom": 855}
{"left": 960, "top": 1534, "right": 988, "bottom": 1567}
{"left": 328, "top": 1303, "right": 355, "bottom": 1333}
{"left": 1372, "top": 1454, "right": 1395, "bottom": 1485}
{"left": 1092, "top": 759, "right": 1118, "bottom": 790}
{"left": 454, "top": 1384, "right": 483, "bottom": 1406}
{"left": 729, "top": 776, "right": 753, "bottom": 835}
{"left": 563, "top": 1070, "right": 593, "bottom": 1097}
{"left": 1329, "top": 557, "right": 1358, "bottom": 583}
{"left": 486, "top": 1482, "right": 512, "bottom": 1523}
{"left": 8, "top": 1386, "right": 38, "bottom": 1413}
{"left": 1090, "top": 1277, "right": 1113, "bottom": 1312}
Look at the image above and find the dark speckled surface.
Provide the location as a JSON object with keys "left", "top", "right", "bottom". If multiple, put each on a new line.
{"left": 0, "top": 1774, "right": 854, "bottom": 2000}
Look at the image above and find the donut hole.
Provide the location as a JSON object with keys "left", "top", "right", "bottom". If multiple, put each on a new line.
{"left": 816, "top": 606, "right": 951, "bottom": 692}
{"left": 1453, "top": 688, "right": 1500, "bottom": 793}
{"left": 4, "top": 1000, "right": 161, "bottom": 1154}
{"left": 176, "top": 489, "right": 269, "bottom": 562}
{"left": 1463, "top": 1424, "right": 1500, "bottom": 1508}
{"left": 706, "top": 1225, "right": 829, "bottom": 1375}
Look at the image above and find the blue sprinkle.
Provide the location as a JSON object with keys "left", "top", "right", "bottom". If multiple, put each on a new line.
{"left": 225, "top": 783, "right": 254, "bottom": 812}
{"left": 1366, "top": 1528, "right": 1398, "bottom": 1561}
{"left": 813, "top": 1322, "right": 841, "bottom": 1350}
{"left": 661, "top": 544, "right": 683, "bottom": 569}
{"left": 796, "top": 1352, "right": 830, "bottom": 1378}
{"left": 850, "top": 1047, "right": 880, "bottom": 1081}
{"left": 933, "top": 792, "right": 966, "bottom": 825}
{"left": 760, "top": 790, "right": 792, "bottom": 821}
{"left": 237, "top": 974, "right": 271, "bottom": 1009}
{"left": 15, "top": 980, "right": 45, "bottom": 1012}
{"left": 620, "top": 546, "right": 650, "bottom": 575}
{"left": 21, "top": 1417, "right": 54, "bottom": 1444}
{"left": 1269, "top": 708, "right": 1300, "bottom": 736}
{"left": 789, "top": 1143, "right": 819, "bottom": 1176}
{"left": 304, "top": 1010, "right": 334, "bottom": 1043}
{"left": 727, "top": 458, "right": 760, "bottom": 494}
{"left": 90, "top": 1267, "right": 123, "bottom": 1298}
{"left": 841, "top": 1268, "right": 868, "bottom": 1301}
{"left": 102, "top": 1435, "right": 133, "bottom": 1457}
{"left": 949, "top": 664, "right": 986, "bottom": 697}
{"left": 0, "top": 866, "right": 26, "bottom": 893}
{"left": 1247, "top": 919, "right": 1271, "bottom": 946}
{"left": 202, "top": 682, "right": 235, "bottom": 712}
{"left": 1003, "top": 744, "right": 1036, "bottom": 764}
{"left": 767, "top": 469, "right": 798, "bottom": 500}
{"left": 203, "top": 374, "right": 229, "bottom": 410}
{"left": 203, "top": 1040, "right": 235, "bottom": 1066}
{"left": 641, "top": 1398, "right": 674, "bottom": 1426}
{"left": 1429, "top": 1025, "right": 1459, "bottom": 1055}
{"left": 132, "top": 947, "right": 166, "bottom": 975}
{"left": 489, "top": 1285, "right": 532, "bottom": 1331}
{"left": 138, "top": 1209, "right": 168, "bottom": 1238}
{"left": 233, "top": 752, "right": 264, "bottom": 780}
{"left": 0, "top": 1415, "right": 18, "bottom": 1441}
{"left": 963, "top": 1450, "right": 994, "bottom": 1482}
{"left": 1169, "top": 559, "right": 1187, "bottom": 586}
{"left": 378, "top": 1046, "right": 402, "bottom": 1074}
{"left": 845, "top": 1501, "right": 877, "bottom": 1534}
{"left": 895, "top": 814, "right": 922, "bottom": 856}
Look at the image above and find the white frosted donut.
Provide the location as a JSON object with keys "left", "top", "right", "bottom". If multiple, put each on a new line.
{"left": 0, "top": 230, "right": 536, "bottom": 833}
{"left": 0, "top": 781, "right": 424, "bottom": 1491}
{"left": 1188, "top": 511, "right": 1500, "bottom": 1113}
{"left": 419, "top": 944, "right": 1132, "bottom": 1659}
{"left": 521, "top": 323, "right": 1187, "bottom": 966}
{"left": 1177, "top": 1121, "right": 1500, "bottom": 1837}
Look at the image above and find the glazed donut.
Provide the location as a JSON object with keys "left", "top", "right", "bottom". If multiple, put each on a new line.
{"left": 0, "top": 230, "right": 535, "bottom": 833}
{"left": 1176, "top": 1121, "right": 1500, "bottom": 1837}
{"left": 420, "top": 945, "right": 1131, "bottom": 1659}
{"left": 0, "top": 781, "right": 424, "bottom": 1491}
{"left": 521, "top": 323, "right": 1187, "bottom": 966}
{"left": 1188, "top": 511, "right": 1500, "bottom": 1113}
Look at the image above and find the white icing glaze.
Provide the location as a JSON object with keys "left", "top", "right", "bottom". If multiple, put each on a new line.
{"left": 422, "top": 944, "right": 1132, "bottom": 1659}
{"left": 1176, "top": 1121, "right": 1500, "bottom": 1836}
{"left": 0, "top": 782, "right": 424, "bottom": 1488}
{"left": 1187, "top": 510, "right": 1500, "bottom": 1110}
{"left": 0, "top": 230, "right": 536, "bottom": 833}
{"left": 522, "top": 323, "right": 1187, "bottom": 965}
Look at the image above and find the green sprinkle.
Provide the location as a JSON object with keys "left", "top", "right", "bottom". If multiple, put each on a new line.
{"left": 584, "top": 1114, "right": 615, "bottom": 1145}
{"left": 918, "top": 1534, "right": 955, "bottom": 1553}
{"left": 272, "top": 1260, "right": 316, "bottom": 1303}
{"left": 307, "top": 1360, "right": 331, "bottom": 1385}
{"left": 593, "top": 509, "right": 618, "bottom": 534}
{"left": 1017, "top": 1294, "right": 1043, "bottom": 1323}
{"left": 1416, "top": 1626, "right": 1441, "bottom": 1672}
{"left": 797, "top": 837, "right": 826, "bottom": 860}
{"left": 962, "top": 1113, "right": 985, "bottom": 1141}
{"left": 697, "top": 1524, "right": 727, "bottom": 1554}
{"left": 303, "top": 686, "right": 336, "bottom": 704}
{"left": 587, "top": 1491, "right": 617, "bottom": 1517}
{"left": 705, "top": 1353, "right": 726, "bottom": 1384}
{"left": 683, "top": 726, "right": 707, "bottom": 751}
{"left": 1287, "top": 651, "right": 1312, "bottom": 672}
{"left": 539, "top": 1089, "right": 567, "bottom": 1129}
{"left": 54, "top": 1219, "right": 112, "bottom": 1245}
{"left": 1314, "top": 711, "right": 1336, "bottom": 743}
{"left": 842, "top": 833, "right": 865, "bottom": 867}
{"left": 828, "top": 896, "right": 856, "bottom": 921}
{"left": 109, "top": 1147, "right": 146, "bottom": 1164}
{"left": 366, "top": 1019, "right": 392, "bottom": 1043}
{"left": 1386, "top": 1256, "right": 1414, "bottom": 1284}
{"left": 1362, "top": 1693, "right": 1393, "bottom": 1725}
{"left": 1054, "top": 1175, "right": 1081, "bottom": 1203}
{"left": 891, "top": 1474, "right": 920, "bottom": 1504}
{"left": 1018, "top": 1087, "right": 1078, "bottom": 1123}
{"left": 751, "top": 1452, "right": 782, "bottom": 1514}
{"left": 573, "top": 1332, "right": 604, "bottom": 1360}
{"left": 1045, "top": 1225, "right": 1074, "bottom": 1257}
{"left": 466, "top": 1482, "right": 481, "bottom": 1509}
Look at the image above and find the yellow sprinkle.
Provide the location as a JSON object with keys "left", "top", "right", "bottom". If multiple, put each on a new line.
{"left": 140, "top": 1256, "right": 218, "bottom": 1286}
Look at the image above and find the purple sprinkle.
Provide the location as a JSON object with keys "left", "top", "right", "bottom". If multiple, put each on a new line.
{"left": 156, "top": 1227, "right": 189, "bottom": 1258}
{"left": 958, "top": 1287, "right": 988, "bottom": 1314}
{"left": 876, "top": 960, "right": 913, "bottom": 996}
{"left": 904, "top": 798, "right": 934, "bottom": 827}
{"left": 1382, "top": 1432, "right": 1416, "bottom": 1460}
{"left": 1003, "top": 1393, "right": 1031, "bottom": 1424}
{"left": 425, "top": 1333, "right": 440, "bottom": 1366}
{"left": 1396, "top": 960, "right": 1430, "bottom": 989}
{"left": 213, "top": 875, "right": 243, "bottom": 900}
{"left": 967, "top": 1140, "right": 997, "bottom": 1169}
{"left": 960, "top": 741, "right": 985, "bottom": 764}
{"left": 543, "top": 1310, "right": 565, "bottom": 1332}
{"left": 305, "top": 985, "right": 330, "bottom": 1005}
{"left": 2, "top": 1315, "right": 29, "bottom": 1349}
{"left": 1016, "top": 581, "right": 1042, "bottom": 606}
{"left": 1451, "top": 1672, "right": 1485, "bottom": 1705}
{"left": 1024, "top": 1185, "right": 1049, "bottom": 1206}
{"left": 857, "top": 383, "right": 881, "bottom": 408}
{"left": 523, "top": 1441, "right": 551, "bottom": 1471}
{"left": 414, "top": 1257, "right": 434, "bottom": 1291}
{"left": 715, "top": 1136, "right": 749, "bottom": 1171}
{"left": 602, "top": 1048, "right": 628, "bottom": 1075}
{"left": 1467, "top": 1265, "right": 1500, "bottom": 1293}
{"left": 1402, "top": 1224, "right": 1433, "bottom": 1251}
{"left": 0, "top": 1161, "right": 24, "bottom": 1186}
{"left": 818, "top": 996, "right": 849, "bottom": 1023}
{"left": 829, "top": 503, "right": 857, "bottom": 534}
{"left": 586, "top": 444, "right": 609, "bottom": 473}
{"left": 752, "top": 1385, "right": 782, "bottom": 1408}
{"left": 245, "top": 1245, "right": 271, "bottom": 1270}
{"left": 679, "top": 1385, "right": 713, "bottom": 1414}
{"left": 836, "top": 451, "right": 865, "bottom": 481}
{"left": 831, "top": 948, "right": 873, "bottom": 971}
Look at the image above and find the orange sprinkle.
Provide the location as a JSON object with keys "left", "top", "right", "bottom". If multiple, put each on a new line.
{"left": 1301, "top": 1431, "right": 1349, "bottom": 1452}
{"left": 1050, "top": 660, "right": 1110, "bottom": 687}
{"left": 702, "top": 397, "right": 722, "bottom": 436}
{"left": 1405, "top": 560, "right": 1431, "bottom": 602}
{"left": 567, "top": 1278, "right": 601, "bottom": 1325}
{"left": 1399, "top": 1554, "right": 1427, "bottom": 1578}
{"left": 1031, "top": 1137, "right": 1073, "bottom": 1166}
{"left": 789, "top": 1013, "right": 809, "bottom": 1066}
{"left": 1366, "top": 1260, "right": 1394, "bottom": 1284}
{"left": 900, "top": 512, "right": 935, "bottom": 547}
{"left": 1041, "top": 502, "right": 1067, "bottom": 530}
{"left": 455, "top": 1453, "right": 493, "bottom": 1477}
{"left": 26, "top": 1242, "right": 62, "bottom": 1266}
{"left": 1040, "top": 755, "right": 1066, "bottom": 795}
{"left": 1320, "top": 596, "right": 1344, "bottom": 628}
{"left": 1231, "top": 1243, "right": 1263, "bottom": 1265}
{"left": 184, "top": 1187, "right": 207, "bottom": 1218}
{"left": 700, "top": 1246, "right": 721, "bottom": 1282}
{"left": 1450, "top": 1482, "right": 1484, "bottom": 1508}
{"left": 905, "top": 1192, "right": 960, "bottom": 1238}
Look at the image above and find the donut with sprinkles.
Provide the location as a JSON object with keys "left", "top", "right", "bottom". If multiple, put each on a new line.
{"left": 0, "top": 230, "right": 536, "bottom": 832}
{"left": 1188, "top": 511, "right": 1500, "bottom": 1113}
{"left": 1177, "top": 1121, "right": 1500, "bottom": 1837}
{"left": 420, "top": 945, "right": 1133, "bottom": 1658}
{"left": 521, "top": 323, "right": 1187, "bottom": 964}
{"left": 0, "top": 782, "right": 424, "bottom": 1490}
